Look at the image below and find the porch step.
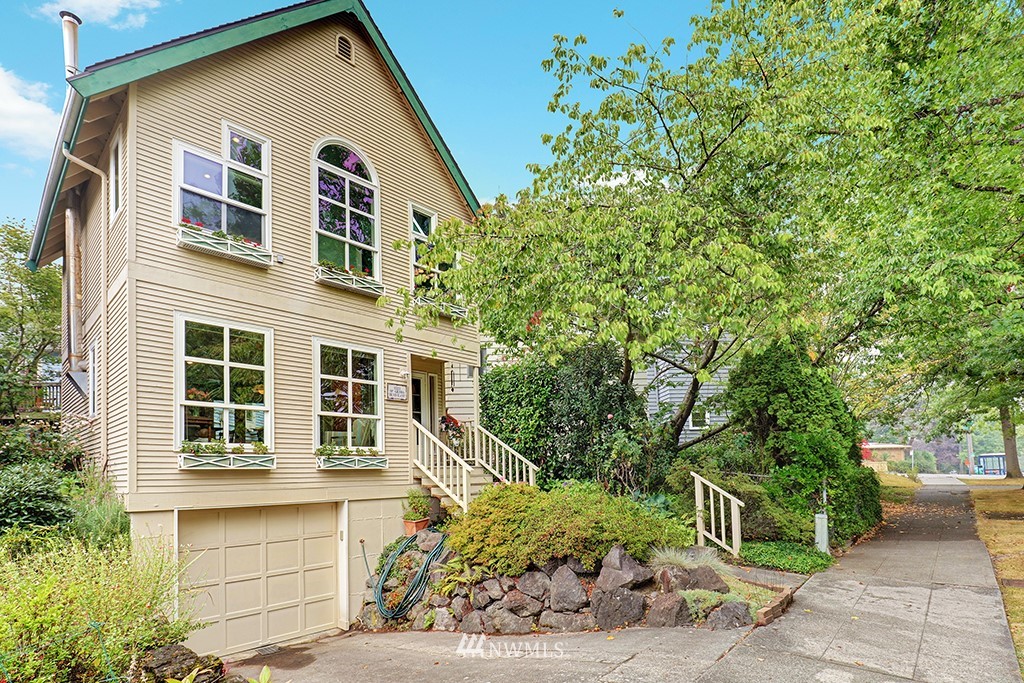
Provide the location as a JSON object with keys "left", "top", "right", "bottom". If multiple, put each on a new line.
{"left": 412, "top": 464, "right": 498, "bottom": 510}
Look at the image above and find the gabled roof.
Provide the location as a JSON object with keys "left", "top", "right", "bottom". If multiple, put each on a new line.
{"left": 28, "top": 0, "right": 479, "bottom": 270}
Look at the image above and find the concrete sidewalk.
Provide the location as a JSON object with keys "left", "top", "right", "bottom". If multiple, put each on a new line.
{"left": 700, "top": 475, "right": 1022, "bottom": 682}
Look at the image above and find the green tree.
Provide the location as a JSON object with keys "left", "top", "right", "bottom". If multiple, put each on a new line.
{"left": 0, "top": 222, "right": 62, "bottom": 418}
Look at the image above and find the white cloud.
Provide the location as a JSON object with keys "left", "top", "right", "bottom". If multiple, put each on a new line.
{"left": 0, "top": 67, "right": 61, "bottom": 160}
{"left": 36, "top": 0, "right": 161, "bottom": 30}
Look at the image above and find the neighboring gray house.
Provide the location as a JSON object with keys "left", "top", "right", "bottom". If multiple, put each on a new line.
{"left": 636, "top": 361, "right": 730, "bottom": 444}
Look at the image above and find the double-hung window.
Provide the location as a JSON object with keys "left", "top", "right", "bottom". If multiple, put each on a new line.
{"left": 179, "top": 316, "right": 272, "bottom": 447}
{"left": 411, "top": 206, "right": 449, "bottom": 294}
{"left": 315, "top": 340, "right": 381, "bottom": 449}
{"left": 177, "top": 124, "right": 270, "bottom": 247}
{"left": 314, "top": 142, "right": 378, "bottom": 278}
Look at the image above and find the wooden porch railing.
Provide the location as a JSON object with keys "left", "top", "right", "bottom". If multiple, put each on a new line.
{"left": 24, "top": 382, "right": 61, "bottom": 413}
{"left": 459, "top": 422, "right": 538, "bottom": 486}
{"left": 692, "top": 471, "right": 745, "bottom": 557}
{"left": 413, "top": 420, "right": 473, "bottom": 512}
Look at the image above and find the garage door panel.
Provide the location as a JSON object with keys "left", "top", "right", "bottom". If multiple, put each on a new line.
{"left": 266, "top": 572, "right": 301, "bottom": 606}
{"left": 303, "top": 536, "right": 334, "bottom": 566}
{"left": 302, "top": 504, "right": 334, "bottom": 534}
{"left": 179, "top": 504, "right": 339, "bottom": 656}
{"left": 182, "top": 547, "right": 221, "bottom": 586}
{"left": 266, "top": 539, "right": 301, "bottom": 572}
{"left": 303, "top": 566, "right": 335, "bottom": 599}
{"left": 225, "top": 577, "right": 263, "bottom": 613}
{"left": 186, "top": 586, "right": 223, "bottom": 620}
{"left": 224, "top": 508, "right": 263, "bottom": 542}
{"left": 305, "top": 598, "right": 335, "bottom": 629}
{"left": 224, "top": 543, "right": 263, "bottom": 579}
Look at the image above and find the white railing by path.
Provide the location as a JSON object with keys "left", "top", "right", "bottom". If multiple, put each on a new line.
{"left": 692, "top": 471, "right": 745, "bottom": 557}
{"left": 459, "top": 422, "right": 538, "bottom": 486}
{"left": 413, "top": 421, "right": 473, "bottom": 512}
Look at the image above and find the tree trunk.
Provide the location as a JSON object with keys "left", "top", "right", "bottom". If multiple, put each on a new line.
{"left": 999, "top": 404, "right": 1022, "bottom": 479}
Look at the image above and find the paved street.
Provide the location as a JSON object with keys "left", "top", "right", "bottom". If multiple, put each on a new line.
{"left": 230, "top": 475, "right": 1021, "bottom": 682}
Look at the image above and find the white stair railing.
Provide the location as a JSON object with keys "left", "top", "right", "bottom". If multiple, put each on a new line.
{"left": 413, "top": 421, "right": 473, "bottom": 511}
{"left": 460, "top": 422, "right": 538, "bottom": 485}
{"left": 691, "top": 471, "right": 745, "bottom": 557}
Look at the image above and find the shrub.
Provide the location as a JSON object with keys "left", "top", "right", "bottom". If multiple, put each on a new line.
{"left": 445, "top": 483, "right": 695, "bottom": 576}
{"left": 766, "top": 463, "right": 882, "bottom": 543}
{"left": 66, "top": 468, "right": 130, "bottom": 546}
{"left": 0, "top": 463, "right": 72, "bottom": 531}
{"left": 0, "top": 535, "right": 198, "bottom": 681}
{"left": 887, "top": 460, "right": 921, "bottom": 480}
{"left": 738, "top": 541, "right": 835, "bottom": 574}
{"left": 480, "top": 345, "right": 648, "bottom": 488}
{"left": 403, "top": 488, "right": 432, "bottom": 521}
{"left": 0, "top": 422, "right": 82, "bottom": 470}
{"left": 649, "top": 546, "right": 729, "bottom": 575}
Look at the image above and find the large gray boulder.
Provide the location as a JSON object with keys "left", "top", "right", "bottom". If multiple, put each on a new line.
{"left": 416, "top": 530, "right": 444, "bottom": 553}
{"left": 358, "top": 603, "right": 386, "bottom": 630}
{"left": 471, "top": 585, "right": 492, "bottom": 609}
{"left": 432, "top": 609, "right": 459, "bottom": 631}
{"left": 646, "top": 593, "right": 694, "bottom": 628}
{"left": 706, "top": 601, "right": 753, "bottom": 630}
{"left": 549, "top": 565, "right": 588, "bottom": 612}
{"left": 461, "top": 610, "right": 493, "bottom": 633}
{"left": 140, "top": 644, "right": 224, "bottom": 683}
{"left": 539, "top": 610, "right": 597, "bottom": 632}
{"left": 516, "top": 571, "right": 551, "bottom": 600}
{"left": 450, "top": 595, "right": 473, "bottom": 619}
{"left": 502, "top": 589, "right": 544, "bottom": 617}
{"left": 590, "top": 587, "right": 645, "bottom": 630}
{"left": 486, "top": 604, "right": 535, "bottom": 634}
{"left": 595, "top": 545, "right": 653, "bottom": 592}
{"left": 689, "top": 565, "right": 729, "bottom": 594}
{"left": 481, "top": 578, "right": 506, "bottom": 601}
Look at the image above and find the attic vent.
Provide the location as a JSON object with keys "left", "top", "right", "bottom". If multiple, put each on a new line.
{"left": 337, "top": 35, "right": 354, "bottom": 63}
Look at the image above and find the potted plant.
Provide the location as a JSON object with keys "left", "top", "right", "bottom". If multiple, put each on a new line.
{"left": 403, "top": 487, "right": 432, "bottom": 536}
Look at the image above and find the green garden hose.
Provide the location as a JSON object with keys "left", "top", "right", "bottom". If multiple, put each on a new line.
{"left": 361, "top": 530, "right": 448, "bottom": 620}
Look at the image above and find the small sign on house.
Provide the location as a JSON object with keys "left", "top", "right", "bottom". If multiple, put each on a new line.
{"left": 386, "top": 383, "right": 408, "bottom": 402}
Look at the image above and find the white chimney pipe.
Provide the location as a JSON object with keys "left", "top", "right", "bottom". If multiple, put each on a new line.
{"left": 60, "top": 11, "right": 82, "bottom": 80}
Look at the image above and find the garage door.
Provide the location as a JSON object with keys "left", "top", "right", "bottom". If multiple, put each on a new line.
{"left": 179, "top": 503, "right": 338, "bottom": 655}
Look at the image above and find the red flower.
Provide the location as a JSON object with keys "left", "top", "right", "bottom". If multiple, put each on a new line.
{"left": 196, "top": 222, "right": 204, "bottom": 228}
{"left": 182, "top": 218, "right": 191, "bottom": 224}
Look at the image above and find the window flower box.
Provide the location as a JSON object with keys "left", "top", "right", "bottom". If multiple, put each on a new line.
{"left": 177, "top": 224, "right": 273, "bottom": 268}
{"left": 315, "top": 446, "right": 388, "bottom": 470}
{"left": 314, "top": 264, "right": 386, "bottom": 297}
{"left": 415, "top": 296, "right": 468, "bottom": 319}
{"left": 178, "top": 440, "right": 275, "bottom": 469}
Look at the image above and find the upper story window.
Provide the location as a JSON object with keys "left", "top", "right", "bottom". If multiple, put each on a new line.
{"left": 176, "top": 123, "right": 270, "bottom": 248}
{"left": 689, "top": 407, "right": 708, "bottom": 430}
{"left": 178, "top": 314, "right": 272, "bottom": 448}
{"left": 109, "top": 132, "right": 122, "bottom": 219}
{"left": 411, "top": 205, "right": 449, "bottom": 295}
{"left": 314, "top": 141, "right": 378, "bottom": 279}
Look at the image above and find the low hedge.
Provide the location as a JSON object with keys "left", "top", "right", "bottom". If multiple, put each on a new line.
{"left": 739, "top": 541, "right": 834, "bottom": 574}
{"left": 445, "top": 483, "right": 695, "bottom": 576}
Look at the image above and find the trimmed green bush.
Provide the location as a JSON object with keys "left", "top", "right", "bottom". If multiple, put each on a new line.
{"left": 0, "top": 463, "right": 72, "bottom": 531}
{"left": 0, "top": 535, "right": 198, "bottom": 681}
{"left": 739, "top": 541, "right": 835, "bottom": 574}
{"left": 446, "top": 483, "right": 695, "bottom": 575}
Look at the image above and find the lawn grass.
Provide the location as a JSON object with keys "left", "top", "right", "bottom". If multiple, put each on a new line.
{"left": 959, "top": 477, "right": 1024, "bottom": 488}
{"left": 972, "top": 488, "right": 1024, "bottom": 675}
{"left": 879, "top": 472, "right": 922, "bottom": 505}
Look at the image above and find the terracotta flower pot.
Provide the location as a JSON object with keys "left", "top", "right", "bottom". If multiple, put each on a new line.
{"left": 404, "top": 518, "right": 429, "bottom": 536}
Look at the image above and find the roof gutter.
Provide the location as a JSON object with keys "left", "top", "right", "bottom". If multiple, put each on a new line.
{"left": 27, "top": 87, "right": 88, "bottom": 272}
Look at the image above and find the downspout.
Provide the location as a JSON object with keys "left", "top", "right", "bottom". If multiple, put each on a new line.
{"left": 62, "top": 146, "right": 109, "bottom": 473}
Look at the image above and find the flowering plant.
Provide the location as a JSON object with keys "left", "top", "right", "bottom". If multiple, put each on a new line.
{"left": 439, "top": 411, "right": 463, "bottom": 445}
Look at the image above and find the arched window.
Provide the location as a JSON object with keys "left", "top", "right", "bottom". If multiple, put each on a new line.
{"left": 314, "top": 142, "right": 378, "bottom": 279}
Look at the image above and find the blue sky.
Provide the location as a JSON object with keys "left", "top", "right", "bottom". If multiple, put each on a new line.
{"left": 0, "top": 0, "right": 707, "bottom": 225}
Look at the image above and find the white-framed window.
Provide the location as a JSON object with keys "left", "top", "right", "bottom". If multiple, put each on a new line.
{"left": 410, "top": 204, "right": 449, "bottom": 294}
{"left": 174, "top": 122, "right": 271, "bottom": 248}
{"left": 88, "top": 343, "right": 98, "bottom": 416}
{"left": 109, "top": 131, "right": 123, "bottom": 219}
{"left": 314, "top": 338, "right": 382, "bottom": 450}
{"left": 688, "top": 407, "right": 708, "bottom": 430}
{"left": 176, "top": 313, "right": 273, "bottom": 448}
{"left": 313, "top": 140, "right": 379, "bottom": 279}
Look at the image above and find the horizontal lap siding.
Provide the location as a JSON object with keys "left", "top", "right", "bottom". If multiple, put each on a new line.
{"left": 129, "top": 15, "right": 479, "bottom": 498}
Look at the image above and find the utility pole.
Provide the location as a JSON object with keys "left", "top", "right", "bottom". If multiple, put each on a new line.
{"left": 965, "top": 419, "right": 975, "bottom": 475}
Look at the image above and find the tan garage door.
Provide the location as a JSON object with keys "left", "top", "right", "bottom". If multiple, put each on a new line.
{"left": 179, "top": 503, "right": 338, "bottom": 655}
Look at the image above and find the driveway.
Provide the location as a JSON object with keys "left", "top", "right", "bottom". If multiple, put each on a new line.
{"left": 230, "top": 475, "right": 1021, "bottom": 682}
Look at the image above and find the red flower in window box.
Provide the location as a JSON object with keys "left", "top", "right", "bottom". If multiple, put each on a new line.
{"left": 196, "top": 222, "right": 204, "bottom": 228}
{"left": 181, "top": 217, "right": 191, "bottom": 224}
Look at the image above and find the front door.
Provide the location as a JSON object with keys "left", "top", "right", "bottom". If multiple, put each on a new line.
{"left": 411, "top": 371, "right": 437, "bottom": 435}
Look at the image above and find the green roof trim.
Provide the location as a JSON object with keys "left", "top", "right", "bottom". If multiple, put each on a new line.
{"left": 67, "top": 0, "right": 479, "bottom": 214}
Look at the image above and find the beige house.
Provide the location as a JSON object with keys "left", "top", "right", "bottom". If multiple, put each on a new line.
{"left": 29, "top": 0, "right": 534, "bottom": 656}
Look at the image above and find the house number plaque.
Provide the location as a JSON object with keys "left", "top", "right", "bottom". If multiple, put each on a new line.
{"left": 386, "top": 383, "right": 408, "bottom": 401}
